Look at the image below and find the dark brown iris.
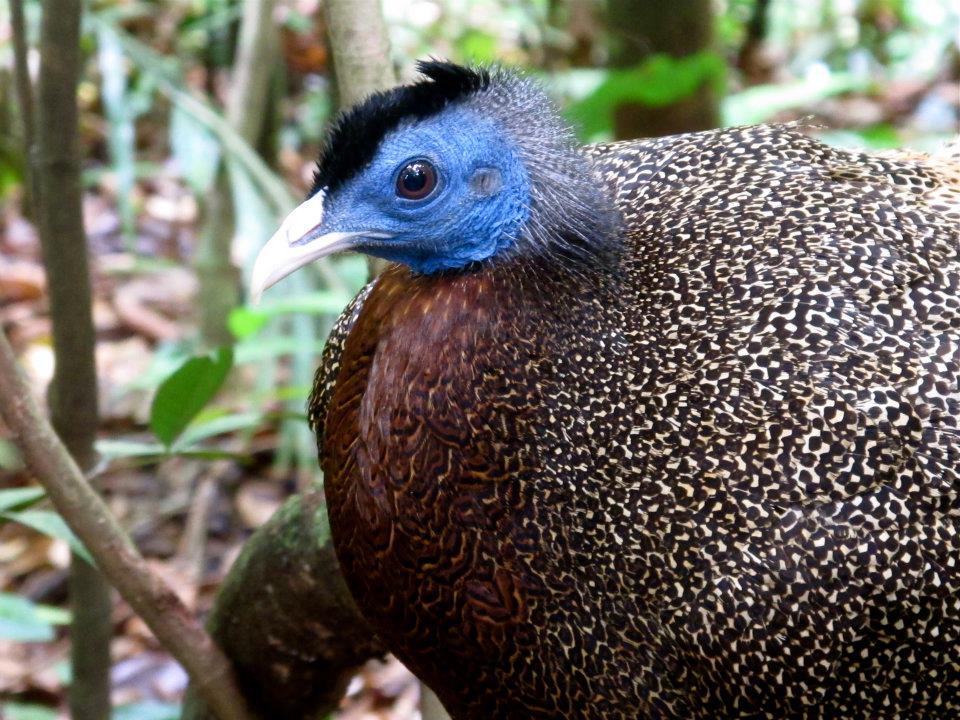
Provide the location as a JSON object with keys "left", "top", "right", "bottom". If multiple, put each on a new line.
{"left": 396, "top": 160, "right": 437, "bottom": 200}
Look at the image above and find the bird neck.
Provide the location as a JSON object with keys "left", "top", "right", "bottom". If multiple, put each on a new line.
{"left": 511, "top": 147, "right": 624, "bottom": 274}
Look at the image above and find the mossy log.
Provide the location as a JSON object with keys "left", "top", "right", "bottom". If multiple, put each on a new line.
{"left": 181, "top": 491, "right": 385, "bottom": 720}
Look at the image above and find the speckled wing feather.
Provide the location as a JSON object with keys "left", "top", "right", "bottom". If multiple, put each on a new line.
{"left": 580, "top": 125, "right": 960, "bottom": 716}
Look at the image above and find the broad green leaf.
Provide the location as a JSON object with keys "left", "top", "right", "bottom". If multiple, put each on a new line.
{"left": 565, "top": 52, "right": 726, "bottom": 141}
{"left": 1, "top": 510, "right": 94, "bottom": 564}
{"left": 149, "top": 346, "right": 234, "bottom": 447}
{"left": 0, "top": 486, "right": 46, "bottom": 513}
{"left": 0, "top": 592, "right": 69, "bottom": 643}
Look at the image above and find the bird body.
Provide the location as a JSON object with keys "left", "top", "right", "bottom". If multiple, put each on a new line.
{"left": 253, "top": 63, "right": 960, "bottom": 718}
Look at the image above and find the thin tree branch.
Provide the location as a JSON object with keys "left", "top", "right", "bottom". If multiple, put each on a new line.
{"left": 0, "top": 331, "right": 256, "bottom": 720}
{"left": 323, "top": 0, "right": 396, "bottom": 278}
{"left": 323, "top": 0, "right": 395, "bottom": 107}
{"left": 34, "top": 2, "right": 111, "bottom": 715}
{"left": 9, "top": 0, "right": 34, "bottom": 174}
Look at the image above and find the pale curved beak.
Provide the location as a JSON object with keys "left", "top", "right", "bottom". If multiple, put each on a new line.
{"left": 250, "top": 191, "right": 389, "bottom": 303}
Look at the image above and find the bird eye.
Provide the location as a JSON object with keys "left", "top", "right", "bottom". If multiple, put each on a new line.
{"left": 396, "top": 160, "right": 438, "bottom": 201}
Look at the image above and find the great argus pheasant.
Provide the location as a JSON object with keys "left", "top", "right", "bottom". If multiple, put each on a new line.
{"left": 251, "top": 61, "right": 960, "bottom": 719}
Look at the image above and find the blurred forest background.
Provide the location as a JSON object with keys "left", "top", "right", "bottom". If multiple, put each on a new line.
{"left": 0, "top": 0, "right": 958, "bottom": 718}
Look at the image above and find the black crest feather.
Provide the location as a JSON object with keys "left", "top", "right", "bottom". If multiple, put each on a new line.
{"left": 311, "top": 60, "right": 491, "bottom": 196}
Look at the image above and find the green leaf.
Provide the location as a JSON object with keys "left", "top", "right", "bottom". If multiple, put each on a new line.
{"left": 1, "top": 703, "right": 58, "bottom": 720}
{"left": 150, "top": 346, "right": 234, "bottom": 447}
{"left": 0, "top": 592, "right": 69, "bottom": 643}
{"left": 97, "top": 25, "right": 139, "bottom": 245}
{"left": 0, "top": 486, "right": 46, "bottom": 513}
{"left": 721, "top": 72, "right": 872, "bottom": 126}
{"left": 174, "top": 411, "right": 263, "bottom": 447}
{"left": 0, "top": 437, "right": 24, "bottom": 470}
{"left": 96, "top": 439, "right": 169, "bottom": 459}
{"left": 565, "top": 52, "right": 726, "bottom": 141}
{"left": 456, "top": 29, "right": 498, "bottom": 63}
{"left": 96, "top": 438, "right": 247, "bottom": 463}
{"left": 228, "top": 291, "right": 353, "bottom": 340}
{"left": 113, "top": 701, "right": 180, "bottom": 720}
{"left": 1, "top": 510, "right": 94, "bottom": 564}
{"left": 170, "top": 105, "right": 222, "bottom": 194}
{"left": 227, "top": 306, "right": 268, "bottom": 339}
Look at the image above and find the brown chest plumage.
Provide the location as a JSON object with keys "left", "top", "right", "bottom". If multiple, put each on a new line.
{"left": 323, "top": 265, "right": 590, "bottom": 717}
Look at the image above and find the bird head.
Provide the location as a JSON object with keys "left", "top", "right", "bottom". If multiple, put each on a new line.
{"left": 251, "top": 60, "right": 618, "bottom": 300}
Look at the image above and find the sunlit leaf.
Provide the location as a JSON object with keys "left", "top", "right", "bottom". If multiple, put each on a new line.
{"left": 456, "top": 29, "right": 498, "bottom": 63}
{"left": 175, "top": 411, "right": 264, "bottom": 447}
{"left": 229, "top": 291, "right": 353, "bottom": 340}
{"left": 97, "top": 24, "right": 138, "bottom": 245}
{"left": 0, "top": 593, "right": 59, "bottom": 642}
{"left": 96, "top": 439, "right": 169, "bottom": 459}
{"left": 722, "top": 72, "right": 872, "bottom": 126}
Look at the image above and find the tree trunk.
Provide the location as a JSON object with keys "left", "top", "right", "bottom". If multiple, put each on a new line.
{"left": 34, "top": 3, "right": 113, "bottom": 717}
{"left": 607, "top": 0, "right": 720, "bottom": 138}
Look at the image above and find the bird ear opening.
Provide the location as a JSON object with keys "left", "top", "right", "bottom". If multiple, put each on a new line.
{"left": 470, "top": 167, "right": 504, "bottom": 197}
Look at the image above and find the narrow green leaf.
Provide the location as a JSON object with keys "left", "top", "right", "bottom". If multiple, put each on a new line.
{"left": 0, "top": 593, "right": 57, "bottom": 642}
{"left": 0, "top": 486, "right": 46, "bottom": 513}
{"left": 149, "top": 346, "right": 234, "bottom": 447}
{"left": 174, "top": 411, "right": 263, "bottom": 447}
{"left": 1, "top": 702, "right": 58, "bottom": 720}
{"left": 721, "top": 72, "right": 871, "bottom": 126}
{"left": 1, "top": 510, "right": 94, "bottom": 564}
{"left": 170, "top": 105, "right": 221, "bottom": 194}
{"left": 228, "top": 291, "right": 353, "bottom": 340}
{"left": 113, "top": 701, "right": 180, "bottom": 720}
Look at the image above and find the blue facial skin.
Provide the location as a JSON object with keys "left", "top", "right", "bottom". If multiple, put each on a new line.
{"left": 319, "top": 105, "right": 531, "bottom": 274}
